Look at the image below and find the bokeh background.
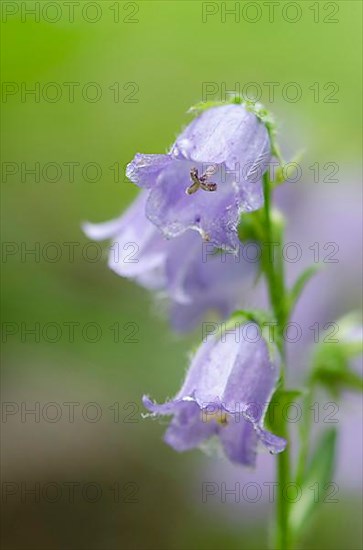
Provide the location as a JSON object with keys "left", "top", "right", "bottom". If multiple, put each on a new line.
{"left": 1, "top": 1, "right": 362, "bottom": 549}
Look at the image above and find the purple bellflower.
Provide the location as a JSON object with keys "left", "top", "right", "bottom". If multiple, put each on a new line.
{"left": 83, "top": 191, "right": 256, "bottom": 332}
{"left": 126, "top": 104, "right": 271, "bottom": 251}
{"left": 143, "top": 325, "right": 286, "bottom": 466}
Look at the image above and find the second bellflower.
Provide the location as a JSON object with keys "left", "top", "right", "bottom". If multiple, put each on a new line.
{"left": 143, "top": 325, "right": 286, "bottom": 466}
{"left": 126, "top": 104, "right": 271, "bottom": 250}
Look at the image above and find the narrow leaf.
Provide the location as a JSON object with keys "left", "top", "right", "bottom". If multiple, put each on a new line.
{"left": 289, "top": 428, "right": 337, "bottom": 538}
{"left": 288, "top": 265, "right": 322, "bottom": 314}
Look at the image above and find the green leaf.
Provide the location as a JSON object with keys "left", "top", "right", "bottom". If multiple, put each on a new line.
{"left": 311, "top": 312, "right": 362, "bottom": 395}
{"left": 312, "top": 347, "right": 363, "bottom": 395}
{"left": 289, "top": 428, "right": 337, "bottom": 539}
{"left": 273, "top": 149, "right": 305, "bottom": 186}
{"left": 288, "top": 265, "right": 322, "bottom": 315}
{"left": 336, "top": 369, "right": 363, "bottom": 391}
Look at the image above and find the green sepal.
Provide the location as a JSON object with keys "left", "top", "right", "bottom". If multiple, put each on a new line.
{"left": 289, "top": 428, "right": 337, "bottom": 539}
{"left": 265, "top": 388, "right": 304, "bottom": 434}
{"left": 238, "top": 208, "right": 285, "bottom": 243}
{"left": 188, "top": 99, "right": 232, "bottom": 115}
{"left": 228, "top": 308, "right": 274, "bottom": 328}
{"left": 237, "top": 211, "right": 264, "bottom": 243}
{"left": 188, "top": 94, "right": 246, "bottom": 116}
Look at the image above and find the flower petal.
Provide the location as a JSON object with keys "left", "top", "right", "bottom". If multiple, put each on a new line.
{"left": 145, "top": 159, "right": 240, "bottom": 250}
{"left": 177, "top": 326, "right": 279, "bottom": 419}
{"left": 164, "top": 401, "right": 217, "bottom": 452}
{"left": 143, "top": 396, "right": 217, "bottom": 451}
{"left": 126, "top": 153, "right": 175, "bottom": 188}
{"left": 82, "top": 218, "right": 124, "bottom": 241}
{"left": 167, "top": 241, "right": 256, "bottom": 329}
{"left": 83, "top": 191, "right": 167, "bottom": 290}
{"left": 171, "top": 104, "right": 270, "bottom": 176}
{"left": 255, "top": 426, "right": 287, "bottom": 455}
{"left": 219, "top": 416, "right": 259, "bottom": 466}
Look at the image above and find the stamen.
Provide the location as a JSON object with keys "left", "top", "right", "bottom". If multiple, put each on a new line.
{"left": 186, "top": 166, "right": 218, "bottom": 195}
{"left": 201, "top": 410, "right": 229, "bottom": 425}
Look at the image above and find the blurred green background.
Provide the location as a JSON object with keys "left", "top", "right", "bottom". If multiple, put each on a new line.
{"left": 1, "top": 1, "right": 362, "bottom": 549}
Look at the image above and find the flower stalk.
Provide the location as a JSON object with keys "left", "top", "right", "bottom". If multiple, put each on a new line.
{"left": 261, "top": 171, "right": 291, "bottom": 549}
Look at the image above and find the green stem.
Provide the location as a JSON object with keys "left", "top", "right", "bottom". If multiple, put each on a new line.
{"left": 276, "top": 421, "right": 290, "bottom": 549}
{"left": 295, "top": 389, "right": 313, "bottom": 486}
{"left": 262, "top": 172, "right": 291, "bottom": 549}
{"left": 296, "top": 378, "right": 316, "bottom": 487}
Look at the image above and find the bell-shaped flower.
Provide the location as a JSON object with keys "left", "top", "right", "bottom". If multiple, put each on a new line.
{"left": 126, "top": 104, "right": 271, "bottom": 251}
{"left": 82, "top": 192, "right": 257, "bottom": 332}
{"left": 143, "top": 324, "right": 286, "bottom": 466}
